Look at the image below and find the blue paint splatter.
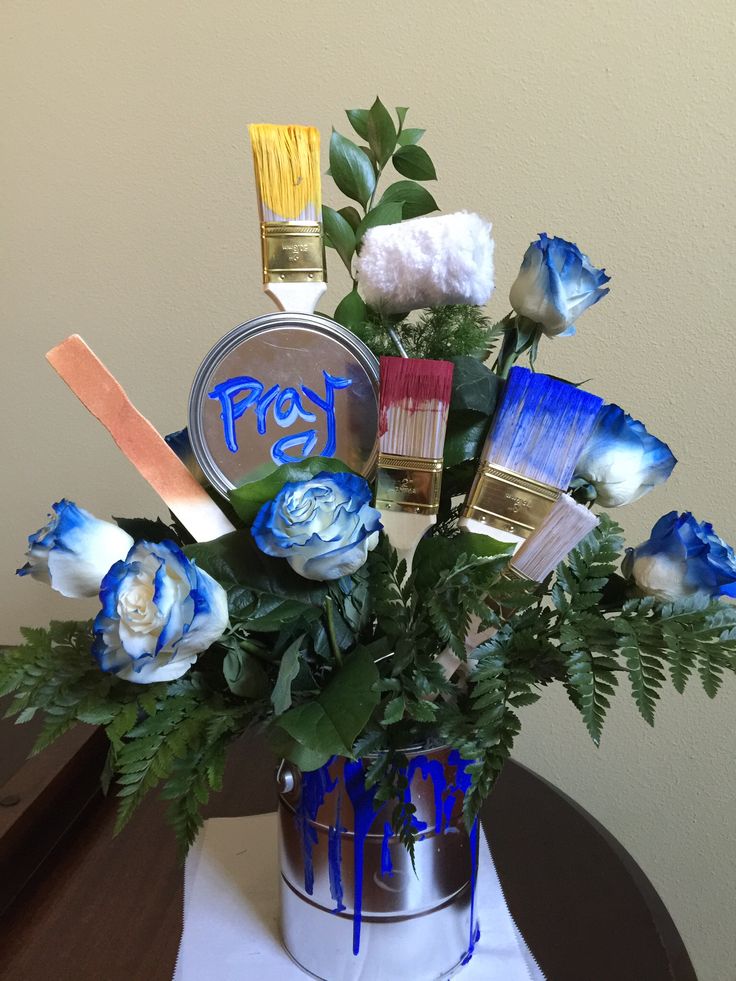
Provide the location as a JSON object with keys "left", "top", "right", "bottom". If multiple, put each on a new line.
{"left": 380, "top": 822, "right": 394, "bottom": 878}
{"left": 327, "top": 793, "right": 346, "bottom": 913}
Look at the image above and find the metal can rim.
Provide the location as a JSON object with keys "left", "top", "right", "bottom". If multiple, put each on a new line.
{"left": 187, "top": 311, "right": 380, "bottom": 499}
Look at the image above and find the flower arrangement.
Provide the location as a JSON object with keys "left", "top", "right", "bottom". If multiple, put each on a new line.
{"left": 4, "top": 98, "right": 736, "bottom": 860}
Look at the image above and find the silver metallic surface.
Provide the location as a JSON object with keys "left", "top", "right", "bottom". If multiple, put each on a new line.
{"left": 278, "top": 748, "right": 478, "bottom": 980}
{"left": 188, "top": 312, "right": 380, "bottom": 498}
{"left": 276, "top": 760, "right": 297, "bottom": 795}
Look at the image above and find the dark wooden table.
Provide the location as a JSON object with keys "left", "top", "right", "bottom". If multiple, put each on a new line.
{"left": 0, "top": 729, "right": 696, "bottom": 981}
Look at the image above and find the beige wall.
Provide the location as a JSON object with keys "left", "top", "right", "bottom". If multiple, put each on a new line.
{"left": 3, "top": 2, "right": 734, "bottom": 976}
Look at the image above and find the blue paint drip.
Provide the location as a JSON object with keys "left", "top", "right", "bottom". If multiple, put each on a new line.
{"left": 461, "top": 819, "right": 480, "bottom": 966}
{"left": 295, "top": 758, "right": 337, "bottom": 895}
{"left": 343, "top": 759, "right": 381, "bottom": 956}
{"left": 380, "top": 822, "right": 394, "bottom": 878}
{"left": 295, "top": 750, "right": 477, "bottom": 961}
{"left": 327, "top": 793, "right": 346, "bottom": 913}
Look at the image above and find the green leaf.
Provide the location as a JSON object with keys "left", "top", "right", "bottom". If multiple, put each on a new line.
{"left": 239, "top": 594, "right": 319, "bottom": 631}
{"left": 366, "top": 96, "right": 397, "bottom": 168}
{"left": 270, "top": 646, "right": 380, "bottom": 769}
{"left": 382, "top": 695, "right": 405, "bottom": 725}
{"left": 359, "top": 145, "right": 378, "bottom": 173}
{"left": 113, "top": 516, "right": 178, "bottom": 544}
{"left": 565, "top": 650, "right": 618, "bottom": 746}
{"left": 346, "top": 108, "right": 370, "bottom": 140}
{"left": 222, "top": 645, "right": 269, "bottom": 698}
{"left": 338, "top": 206, "right": 362, "bottom": 232}
{"left": 272, "top": 635, "right": 305, "bottom": 715}
{"left": 443, "top": 356, "right": 500, "bottom": 468}
{"left": 414, "top": 532, "right": 511, "bottom": 592}
{"left": 322, "top": 205, "right": 355, "bottom": 272}
{"left": 392, "top": 144, "right": 437, "bottom": 181}
{"left": 334, "top": 289, "right": 367, "bottom": 329}
{"left": 396, "top": 128, "right": 425, "bottom": 146}
{"left": 329, "top": 130, "right": 376, "bottom": 208}
{"left": 228, "top": 457, "right": 350, "bottom": 525}
{"left": 449, "top": 356, "right": 501, "bottom": 415}
{"left": 378, "top": 180, "right": 438, "bottom": 220}
{"left": 395, "top": 106, "right": 409, "bottom": 130}
{"left": 355, "top": 202, "right": 403, "bottom": 243}
{"left": 615, "top": 621, "right": 665, "bottom": 725}
{"left": 185, "top": 530, "right": 327, "bottom": 608}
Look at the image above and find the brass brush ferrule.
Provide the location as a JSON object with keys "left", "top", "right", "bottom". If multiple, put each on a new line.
{"left": 375, "top": 453, "right": 444, "bottom": 515}
{"left": 260, "top": 221, "right": 326, "bottom": 285}
{"left": 462, "top": 463, "right": 560, "bottom": 540}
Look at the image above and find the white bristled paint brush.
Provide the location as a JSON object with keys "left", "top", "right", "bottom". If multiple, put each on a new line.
{"left": 510, "top": 492, "right": 599, "bottom": 582}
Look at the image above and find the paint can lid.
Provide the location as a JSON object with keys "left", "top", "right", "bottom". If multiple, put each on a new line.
{"left": 188, "top": 312, "right": 379, "bottom": 498}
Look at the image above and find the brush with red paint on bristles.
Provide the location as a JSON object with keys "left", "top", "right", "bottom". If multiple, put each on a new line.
{"left": 376, "top": 356, "right": 454, "bottom": 574}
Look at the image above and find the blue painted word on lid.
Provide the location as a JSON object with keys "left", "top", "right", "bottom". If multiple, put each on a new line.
{"left": 208, "top": 370, "right": 353, "bottom": 465}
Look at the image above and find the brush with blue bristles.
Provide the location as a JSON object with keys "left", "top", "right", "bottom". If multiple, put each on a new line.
{"left": 460, "top": 366, "right": 603, "bottom": 550}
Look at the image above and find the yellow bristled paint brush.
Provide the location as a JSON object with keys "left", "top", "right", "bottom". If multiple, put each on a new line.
{"left": 249, "top": 123, "right": 327, "bottom": 315}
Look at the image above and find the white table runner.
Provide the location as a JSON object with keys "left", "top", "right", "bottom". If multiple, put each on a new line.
{"left": 173, "top": 812, "right": 544, "bottom": 981}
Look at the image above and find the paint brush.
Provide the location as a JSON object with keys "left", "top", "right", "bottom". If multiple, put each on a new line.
{"left": 376, "top": 356, "right": 454, "bottom": 574}
{"left": 509, "top": 492, "right": 599, "bottom": 582}
{"left": 460, "top": 366, "right": 603, "bottom": 551}
{"left": 434, "top": 495, "right": 599, "bottom": 691}
{"left": 249, "top": 123, "right": 326, "bottom": 315}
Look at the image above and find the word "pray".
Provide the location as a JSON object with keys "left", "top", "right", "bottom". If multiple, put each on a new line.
{"left": 208, "top": 371, "right": 353, "bottom": 464}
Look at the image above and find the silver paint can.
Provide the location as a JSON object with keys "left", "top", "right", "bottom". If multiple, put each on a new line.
{"left": 188, "top": 312, "right": 380, "bottom": 499}
{"left": 278, "top": 747, "right": 480, "bottom": 980}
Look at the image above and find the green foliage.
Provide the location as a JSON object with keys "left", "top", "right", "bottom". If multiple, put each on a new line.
{"left": 392, "top": 144, "right": 437, "bottom": 181}
{"left": 269, "top": 646, "right": 380, "bottom": 769}
{"left": 347, "top": 306, "right": 501, "bottom": 362}
{"left": 184, "top": 530, "right": 328, "bottom": 619}
{"left": 113, "top": 515, "right": 182, "bottom": 545}
{"left": 378, "top": 180, "right": 438, "bottom": 220}
{"left": 271, "top": 634, "right": 306, "bottom": 715}
{"left": 443, "top": 353, "right": 501, "bottom": 470}
{"left": 228, "top": 457, "right": 351, "bottom": 526}
{"left": 329, "top": 129, "right": 375, "bottom": 209}
{"left": 322, "top": 205, "right": 355, "bottom": 274}
{"left": 113, "top": 680, "right": 259, "bottom": 853}
{"left": 0, "top": 621, "right": 151, "bottom": 755}
{"left": 328, "top": 101, "right": 440, "bottom": 329}
{"left": 333, "top": 289, "right": 367, "bottom": 329}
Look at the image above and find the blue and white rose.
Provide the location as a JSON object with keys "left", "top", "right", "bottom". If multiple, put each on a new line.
{"left": 93, "top": 540, "right": 229, "bottom": 684}
{"left": 17, "top": 500, "right": 134, "bottom": 599}
{"left": 622, "top": 512, "right": 736, "bottom": 601}
{"left": 574, "top": 404, "right": 676, "bottom": 508}
{"left": 509, "top": 233, "right": 610, "bottom": 336}
{"left": 252, "top": 472, "right": 382, "bottom": 581}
